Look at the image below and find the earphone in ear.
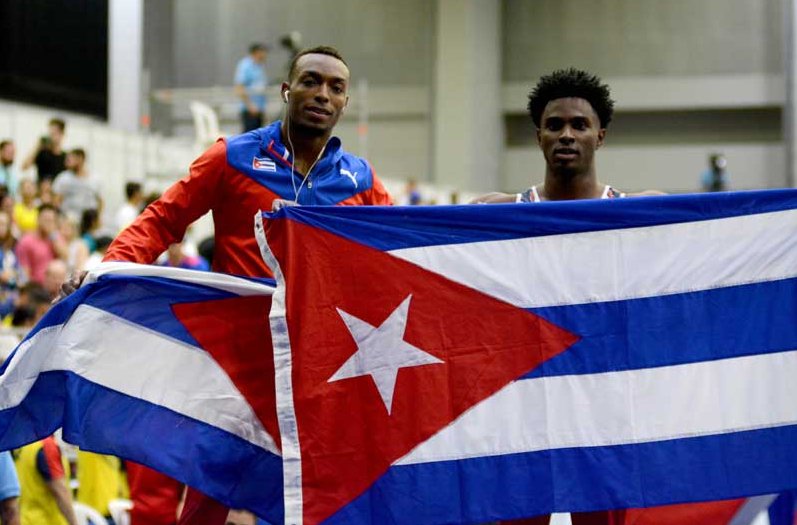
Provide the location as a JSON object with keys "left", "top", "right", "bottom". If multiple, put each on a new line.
{"left": 282, "top": 90, "right": 290, "bottom": 103}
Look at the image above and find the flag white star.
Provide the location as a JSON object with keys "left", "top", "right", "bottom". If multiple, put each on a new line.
{"left": 329, "top": 294, "right": 444, "bottom": 415}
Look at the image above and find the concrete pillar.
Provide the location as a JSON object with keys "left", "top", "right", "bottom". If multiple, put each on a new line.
{"left": 432, "top": 0, "right": 503, "bottom": 194}
{"left": 108, "top": 0, "right": 144, "bottom": 132}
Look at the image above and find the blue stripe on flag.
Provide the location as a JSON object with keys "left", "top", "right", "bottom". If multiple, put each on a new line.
{"left": 523, "top": 276, "right": 797, "bottom": 378}
{"left": 0, "top": 371, "right": 282, "bottom": 524}
{"left": 267, "top": 189, "right": 797, "bottom": 251}
{"left": 328, "top": 424, "right": 797, "bottom": 525}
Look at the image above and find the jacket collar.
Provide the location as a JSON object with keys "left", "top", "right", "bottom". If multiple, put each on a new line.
{"left": 260, "top": 120, "right": 343, "bottom": 172}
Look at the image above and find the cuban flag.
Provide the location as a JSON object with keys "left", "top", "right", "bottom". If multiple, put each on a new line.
{"left": 0, "top": 263, "right": 284, "bottom": 523}
{"left": 258, "top": 189, "right": 797, "bottom": 525}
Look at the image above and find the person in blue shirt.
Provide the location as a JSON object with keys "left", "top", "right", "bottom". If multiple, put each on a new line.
{"left": 234, "top": 43, "right": 269, "bottom": 132}
{"left": 0, "top": 451, "right": 20, "bottom": 524}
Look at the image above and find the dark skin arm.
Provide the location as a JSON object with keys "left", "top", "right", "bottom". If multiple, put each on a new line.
{"left": 0, "top": 496, "right": 19, "bottom": 525}
{"left": 470, "top": 189, "right": 666, "bottom": 204}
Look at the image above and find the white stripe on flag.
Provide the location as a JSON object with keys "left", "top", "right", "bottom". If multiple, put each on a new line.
{"left": 397, "top": 349, "right": 797, "bottom": 465}
{"left": 84, "top": 262, "right": 275, "bottom": 296}
{"left": 389, "top": 209, "right": 797, "bottom": 308}
{"left": 0, "top": 305, "right": 278, "bottom": 454}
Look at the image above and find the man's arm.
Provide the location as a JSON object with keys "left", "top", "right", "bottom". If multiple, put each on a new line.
{"left": 234, "top": 62, "right": 258, "bottom": 116}
{"left": 104, "top": 140, "right": 228, "bottom": 264}
{"left": 45, "top": 478, "right": 78, "bottom": 525}
{"left": 627, "top": 190, "right": 667, "bottom": 197}
{"left": 37, "top": 441, "right": 78, "bottom": 525}
{"left": 0, "top": 497, "right": 19, "bottom": 525}
{"left": 470, "top": 192, "right": 515, "bottom": 204}
{"left": 20, "top": 146, "right": 40, "bottom": 172}
{"left": 234, "top": 85, "right": 258, "bottom": 116}
{"left": 0, "top": 452, "right": 20, "bottom": 525}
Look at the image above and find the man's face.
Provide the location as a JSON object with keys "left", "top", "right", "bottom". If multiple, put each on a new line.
{"left": 38, "top": 209, "right": 57, "bottom": 237}
{"left": 66, "top": 152, "right": 83, "bottom": 171}
{"left": 537, "top": 97, "right": 605, "bottom": 176}
{"left": 253, "top": 49, "right": 267, "bottom": 63}
{"left": 284, "top": 54, "right": 349, "bottom": 135}
{"left": 0, "top": 143, "right": 14, "bottom": 164}
{"left": 48, "top": 124, "right": 64, "bottom": 146}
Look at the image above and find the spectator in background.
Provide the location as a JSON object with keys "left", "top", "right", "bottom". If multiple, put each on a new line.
{"left": 197, "top": 237, "right": 214, "bottom": 268}
{"left": 0, "top": 451, "right": 20, "bottom": 525}
{"left": 0, "top": 211, "right": 18, "bottom": 294}
{"left": 0, "top": 140, "right": 19, "bottom": 197}
{"left": 21, "top": 118, "right": 67, "bottom": 188}
{"left": 400, "top": 178, "right": 423, "bottom": 205}
{"left": 7, "top": 282, "right": 49, "bottom": 329}
{"left": 79, "top": 208, "right": 100, "bottom": 253}
{"left": 58, "top": 215, "right": 88, "bottom": 275}
{"left": 16, "top": 204, "right": 59, "bottom": 285}
{"left": 0, "top": 210, "right": 19, "bottom": 324}
{"left": 76, "top": 451, "right": 124, "bottom": 524}
{"left": 160, "top": 241, "right": 210, "bottom": 271}
{"left": 15, "top": 436, "right": 79, "bottom": 525}
{"left": 84, "top": 235, "right": 113, "bottom": 272}
{"left": 42, "top": 260, "right": 68, "bottom": 302}
{"left": 234, "top": 43, "right": 269, "bottom": 132}
{"left": 115, "top": 182, "right": 144, "bottom": 233}
{"left": 701, "top": 153, "right": 730, "bottom": 192}
{"left": 13, "top": 179, "right": 38, "bottom": 236}
{"left": 125, "top": 461, "right": 183, "bottom": 525}
{"left": 52, "top": 148, "right": 102, "bottom": 221}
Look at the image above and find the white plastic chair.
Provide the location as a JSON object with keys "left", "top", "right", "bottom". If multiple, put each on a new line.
{"left": 108, "top": 498, "right": 133, "bottom": 525}
{"left": 73, "top": 502, "right": 107, "bottom": 525}
{"left": 189, "top": 100, "right": 222, "bottom": 149}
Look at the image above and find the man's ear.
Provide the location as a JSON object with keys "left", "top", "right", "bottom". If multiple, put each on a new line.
{"left": 343, "top": 95, "right": 350, "bottom": 112}
{"left": 596, "top": 129, "right": 606, "bottom": 148}
{"left": 536, "top": 128, "right": 542, "bottom": 146}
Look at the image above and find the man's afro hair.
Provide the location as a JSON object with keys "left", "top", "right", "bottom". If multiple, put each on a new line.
{"left": 527, "top": 68, "right": 614, "bottom": 128}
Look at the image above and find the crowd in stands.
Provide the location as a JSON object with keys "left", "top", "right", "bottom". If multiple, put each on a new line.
{"left": 0, "top": 117, "right": 223, "bottom": 524}
{"left": 0, "top": 118, "right": 215, "bottom": 361}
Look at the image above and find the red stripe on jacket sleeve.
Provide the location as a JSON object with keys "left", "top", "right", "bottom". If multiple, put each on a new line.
{"left": 40, "top": 437, "right": 65, "bottom": 481}
{"left": 104, "top": 139, "right": 229, "bottom": 264}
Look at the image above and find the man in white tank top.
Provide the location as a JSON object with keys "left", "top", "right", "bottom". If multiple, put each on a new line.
{"left": 472, "top": 69, "right": 661, "bottom": 525}
{"left": 472, "top": 68, "right": 660, "bottom": 204}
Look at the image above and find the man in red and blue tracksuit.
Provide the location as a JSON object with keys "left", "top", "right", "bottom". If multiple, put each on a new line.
{"left": 103, "top": 45, "right": 392, "bottom": 525}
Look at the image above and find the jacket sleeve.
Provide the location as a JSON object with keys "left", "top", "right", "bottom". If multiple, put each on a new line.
{"left": 363, "top": 165, "right": 393, "bottom": 205}
{"left": 104, "top": 140, "right": 228, "bottom": 264}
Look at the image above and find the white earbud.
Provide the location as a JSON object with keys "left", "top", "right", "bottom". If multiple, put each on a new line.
{"left": 283, "top": 90, "right": 290, "bottom": 103}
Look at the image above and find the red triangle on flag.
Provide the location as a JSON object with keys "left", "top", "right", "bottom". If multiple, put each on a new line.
{"left": 172, "top": 295, "right": 281, "bottom": 447}
{"left": 268, "top": 220, "right": 580, "bottom": 525}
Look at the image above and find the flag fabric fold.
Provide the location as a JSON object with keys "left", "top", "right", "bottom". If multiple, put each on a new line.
{"left": 0, "top": 263, "right": 283, "bottom": 523}
{"left": 259, "top": 189, "right": 797, "bottom": 525}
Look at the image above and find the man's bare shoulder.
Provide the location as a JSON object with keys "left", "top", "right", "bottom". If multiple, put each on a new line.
{"left": 469, "top": 192, "right": 516, "bottom": 204}
{"left": 625, "top": 190, "right": 667, "bottom": 197}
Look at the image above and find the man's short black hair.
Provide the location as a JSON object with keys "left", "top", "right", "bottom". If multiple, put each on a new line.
{"left": 527, "top": 68, "right": 614, "bottom": 128}
{"left": 49, "top": 118, "right": 66, "bottom": 132}
{"left": 38, "top": 203, "right": 58, "bottom": 215}
{"left": 288, "top": 46, "right": 348, "bottom": 82}
{"left": 249, "top": 42, "right": 268, "bottom": 54}
{"left": 125, "top": 182, "right": 142, "bottom": 200}
{"left": 0, "top": 140, "right": 11, "bottom": 150}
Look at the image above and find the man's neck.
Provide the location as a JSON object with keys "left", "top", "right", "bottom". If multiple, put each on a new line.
{"left": 281, "top": 122, "right": 330, "bottom": 176}
{"left": 0, "top": 160, "right": 11, "bottom": 168}
{"left": 542, "top": 170, "right": 603, "bottom": 201}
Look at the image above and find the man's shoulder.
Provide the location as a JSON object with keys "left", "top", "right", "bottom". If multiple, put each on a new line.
{"left": 625, "top": 189, "right": 667, "bottom": 197}
{"left": 470, "top": 192, "right": 516, "bottom": 204}
{"left": 334, "top": 149, "right": 377, "bottom": 189}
